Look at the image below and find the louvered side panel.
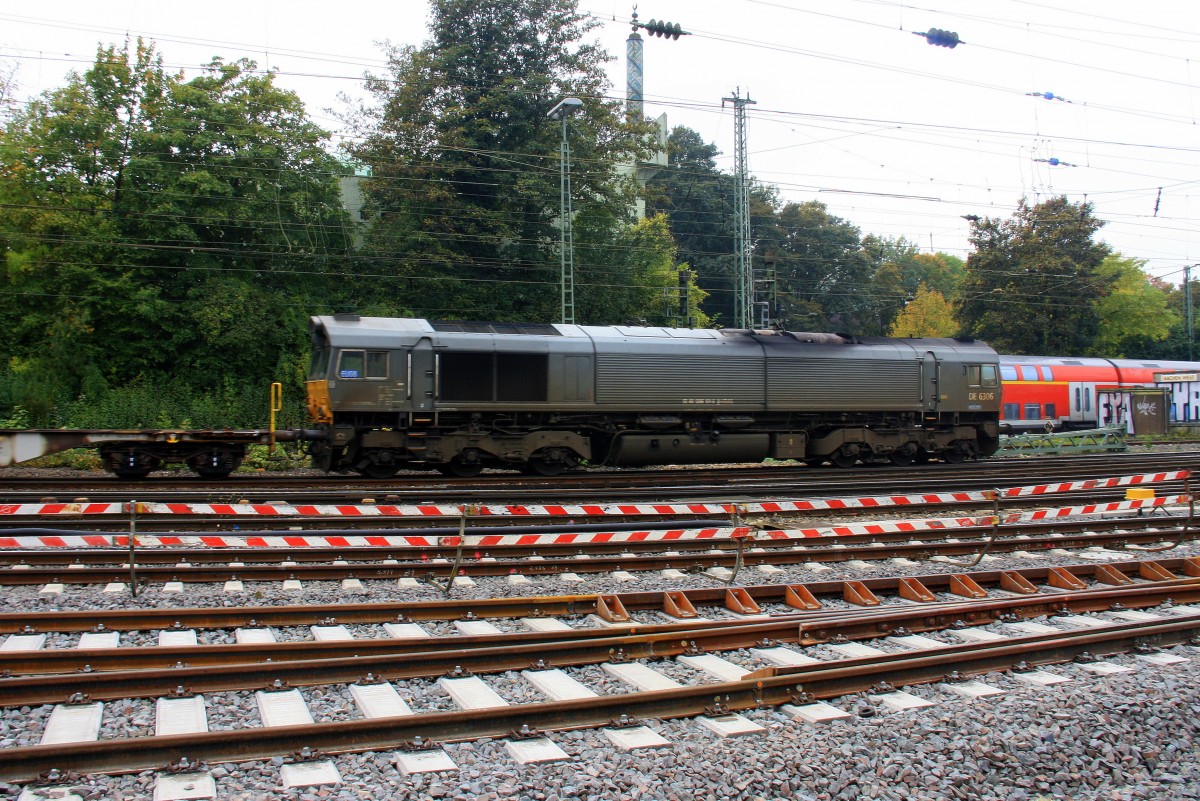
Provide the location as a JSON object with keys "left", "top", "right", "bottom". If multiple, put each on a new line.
{"left": 596, "top": 355, "right": 764, "bottom": 407}
{"left": 769, "top": 359, "right": 923, "bottom": 410}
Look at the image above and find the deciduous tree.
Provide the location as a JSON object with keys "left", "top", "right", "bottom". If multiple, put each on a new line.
{"left": 344, "top": 0, "right": 655, "bottom": 323}
{"left": 957, "top": 197, "right": 1111, "bottom": 354}
{"left": 888, "top": 285, "right": 959, "bottom": 338}
{"left": 0, "top": 41, "right": 349, "bottom": 423}
{"left": 1092, "top": 254, "right": 1178, "bottom": 356}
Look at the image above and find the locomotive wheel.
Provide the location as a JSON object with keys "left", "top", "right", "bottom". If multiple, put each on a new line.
{"left": 829, "top": 445, "right": 861, "bottom": 469}
{"left": 358, "top": 463, "right": 400, "bottom": 479}
{"left": 437, "top": 457, "right": 484, "bottom": 478}
{"left": 941, "top": 446, "right": 965, "bottom": 464}
{"left": 522, "top": 448, "right": 578, "bottom": 477}
{"left": 889, "top": 444, "right": 917, "bottom": 467}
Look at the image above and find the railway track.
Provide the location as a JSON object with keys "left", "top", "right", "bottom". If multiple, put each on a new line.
{"left": 5, "top": 450, "right": 1199, "bottom": 501}
{"left": 0, "top": 516, "right": 1194, "bottom": 587}
{"left": 3, "top": 452, "right": 1199, "bottom": 797}
{"left": 0, "top": 558, "right": 1196, "bottom": 783}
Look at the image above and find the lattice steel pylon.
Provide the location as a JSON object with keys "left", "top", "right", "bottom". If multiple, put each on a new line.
{"left": 723, "top": 88, "right": 756, "bottom": 329}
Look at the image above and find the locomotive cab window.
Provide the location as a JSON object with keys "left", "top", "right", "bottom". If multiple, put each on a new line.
{"left": 967, "top": 365, "right": 999, "bottom": 387}
{"left": 337, "top": 350, "right": 388, "bottom": 380}
{"left": 309, "top": 346, "right": 331, "bottom": 379}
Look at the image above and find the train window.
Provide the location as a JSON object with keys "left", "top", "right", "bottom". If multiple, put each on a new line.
{"left": 1040, "top": 367, "right": 1055, "bottom": 381}
{"left": 309, "top": 346, "right": 331, "bottom": 379}
{"left": 1000, "top": 366, "right": 1018, "bottom": 381}
{"left": 337, "top": 350, "right": 387, "bottom": 380}
{"left": 1045, "top": 403, "right": 1056, "bottom": 419}
{"left": 981, "top": 365, "right": 998, "bottom": 386}
{"left": 365, "top": 351, "right": 388, "bottom": 379}
{"left": 1003, "top": 403, "right": 1019, "bottom": 419}
{"left": 1084, "top": 388, "right": 1091, "bottom": 412}
{"left": 1074, "top": 387, "right": 1081, "bottom": 412}
{"left": 1024, "top": 403, "right": 1041, "bottom": 419}
{"left": 338, "top": 350, "right": 364, "bottom": 379}
{"left": 968, "top": 365, "right": 981, "bottom": 386}
{"left": 1020, "top": 366, "right": 1038, "bottom": 381}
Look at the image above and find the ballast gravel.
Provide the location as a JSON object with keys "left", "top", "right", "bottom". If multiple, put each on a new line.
{"left": 8, "top": 655, "right": 1200, "bottom": 800}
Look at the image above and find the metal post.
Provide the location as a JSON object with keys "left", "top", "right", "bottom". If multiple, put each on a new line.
{"left": 723, "top": 89, "right": 756, "bottom": 329}
{"left": 127, "top": 501, "right": 139, "bottom": 598}
{"left": 548, "top": 98, "right": 583, "bottom": 325}
{"left": 562, "top": 114, "right": 574, "bottom": 325}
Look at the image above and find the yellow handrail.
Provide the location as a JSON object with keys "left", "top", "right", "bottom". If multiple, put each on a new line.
{"left": 269, "top": 382, "right": 283, "bottom": 454}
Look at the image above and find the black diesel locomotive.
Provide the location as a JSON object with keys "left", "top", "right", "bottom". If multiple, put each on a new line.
{"left": 305, "top": 315, "right": 1001, "bottom": 478}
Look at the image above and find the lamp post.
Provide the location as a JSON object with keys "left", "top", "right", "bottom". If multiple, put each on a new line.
{"left": 548, "top": 97, "right": 583, "bottom": 325}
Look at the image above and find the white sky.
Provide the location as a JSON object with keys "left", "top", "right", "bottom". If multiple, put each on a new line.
{"left": 3, "top": 1, "right": 1198, "bottom": 284}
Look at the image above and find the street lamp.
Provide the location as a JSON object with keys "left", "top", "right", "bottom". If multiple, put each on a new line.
{"left": 548, "top": 97, "right": 583, "bottom": 325}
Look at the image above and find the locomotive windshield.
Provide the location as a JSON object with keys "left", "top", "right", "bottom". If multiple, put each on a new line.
{"left": 309, "top": 345, "right": 331, "bottom": 379}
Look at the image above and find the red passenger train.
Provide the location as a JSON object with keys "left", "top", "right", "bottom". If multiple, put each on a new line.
{"left": 998, "top": 354, "right": 1200, "bottom": 433}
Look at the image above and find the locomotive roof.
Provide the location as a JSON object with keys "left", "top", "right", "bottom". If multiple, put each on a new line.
{"left": 311, "top": 315, "right": 994, "bottom": 354}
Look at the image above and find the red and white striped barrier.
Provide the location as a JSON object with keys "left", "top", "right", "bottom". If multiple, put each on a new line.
{"left": 0, "top": 470, "right": 1185, "bottom": 520}
{"left": 0, "top": 494, "right": 1184, "bottom": 549}
{"left": 999, "top": 471, "right": 1187, "bottom": 497}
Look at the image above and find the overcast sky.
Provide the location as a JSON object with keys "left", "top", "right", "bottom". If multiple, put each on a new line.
{"left": 3, "top": 1, "right": 1198, "bottom": 284}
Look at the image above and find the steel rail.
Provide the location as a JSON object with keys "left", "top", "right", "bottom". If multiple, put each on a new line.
{"left": 4, "top": 452, "right": 1195, "bottom": 508}
{"left": 0, "top": 513, "right": 1185, "bottom": 565}
{"left": 2, "top": 578, "right": 1198, "bottom": 707}
{"left": 0, "top": 521, "right": 1193, "bottom": 585}
{"left": 0, "top": 615, "right": 1196, "bottom": 782}
{"left": 2, "top": 558, "right": 1198, "bottom": 635}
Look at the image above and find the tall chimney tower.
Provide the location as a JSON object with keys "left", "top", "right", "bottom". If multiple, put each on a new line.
{"left": 627, "top": 6, "right": 644, "bottom": 121}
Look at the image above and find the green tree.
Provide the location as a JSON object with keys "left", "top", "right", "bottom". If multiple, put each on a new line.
{"left": 0, "top": 41, "right": 350, "bottom": 423}
{"left": 888, "top": 285, "right": 959, "bottom": 338}
{"left": 1092, "top": 254, "right": 1178, "bottom": 356}
{"left": 645, "top": 126, "right": 735, "bottom": 322}
{"left": 864, "top": 236, "right": 964, "bottom": 299}
{"left": 957, "top": 196, "right": 1111, "bottom": 354}
{"left": 573, "top": 213, "right": 708, "bottom": 326}
{"left": 860, "top": 241, "right": 965, "bottom": 336}
{"left": 757, "top": 200, "right": 872, "bottom": 332}
{"left": 345, "top": 0, "right": 654, "bottom": 322}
